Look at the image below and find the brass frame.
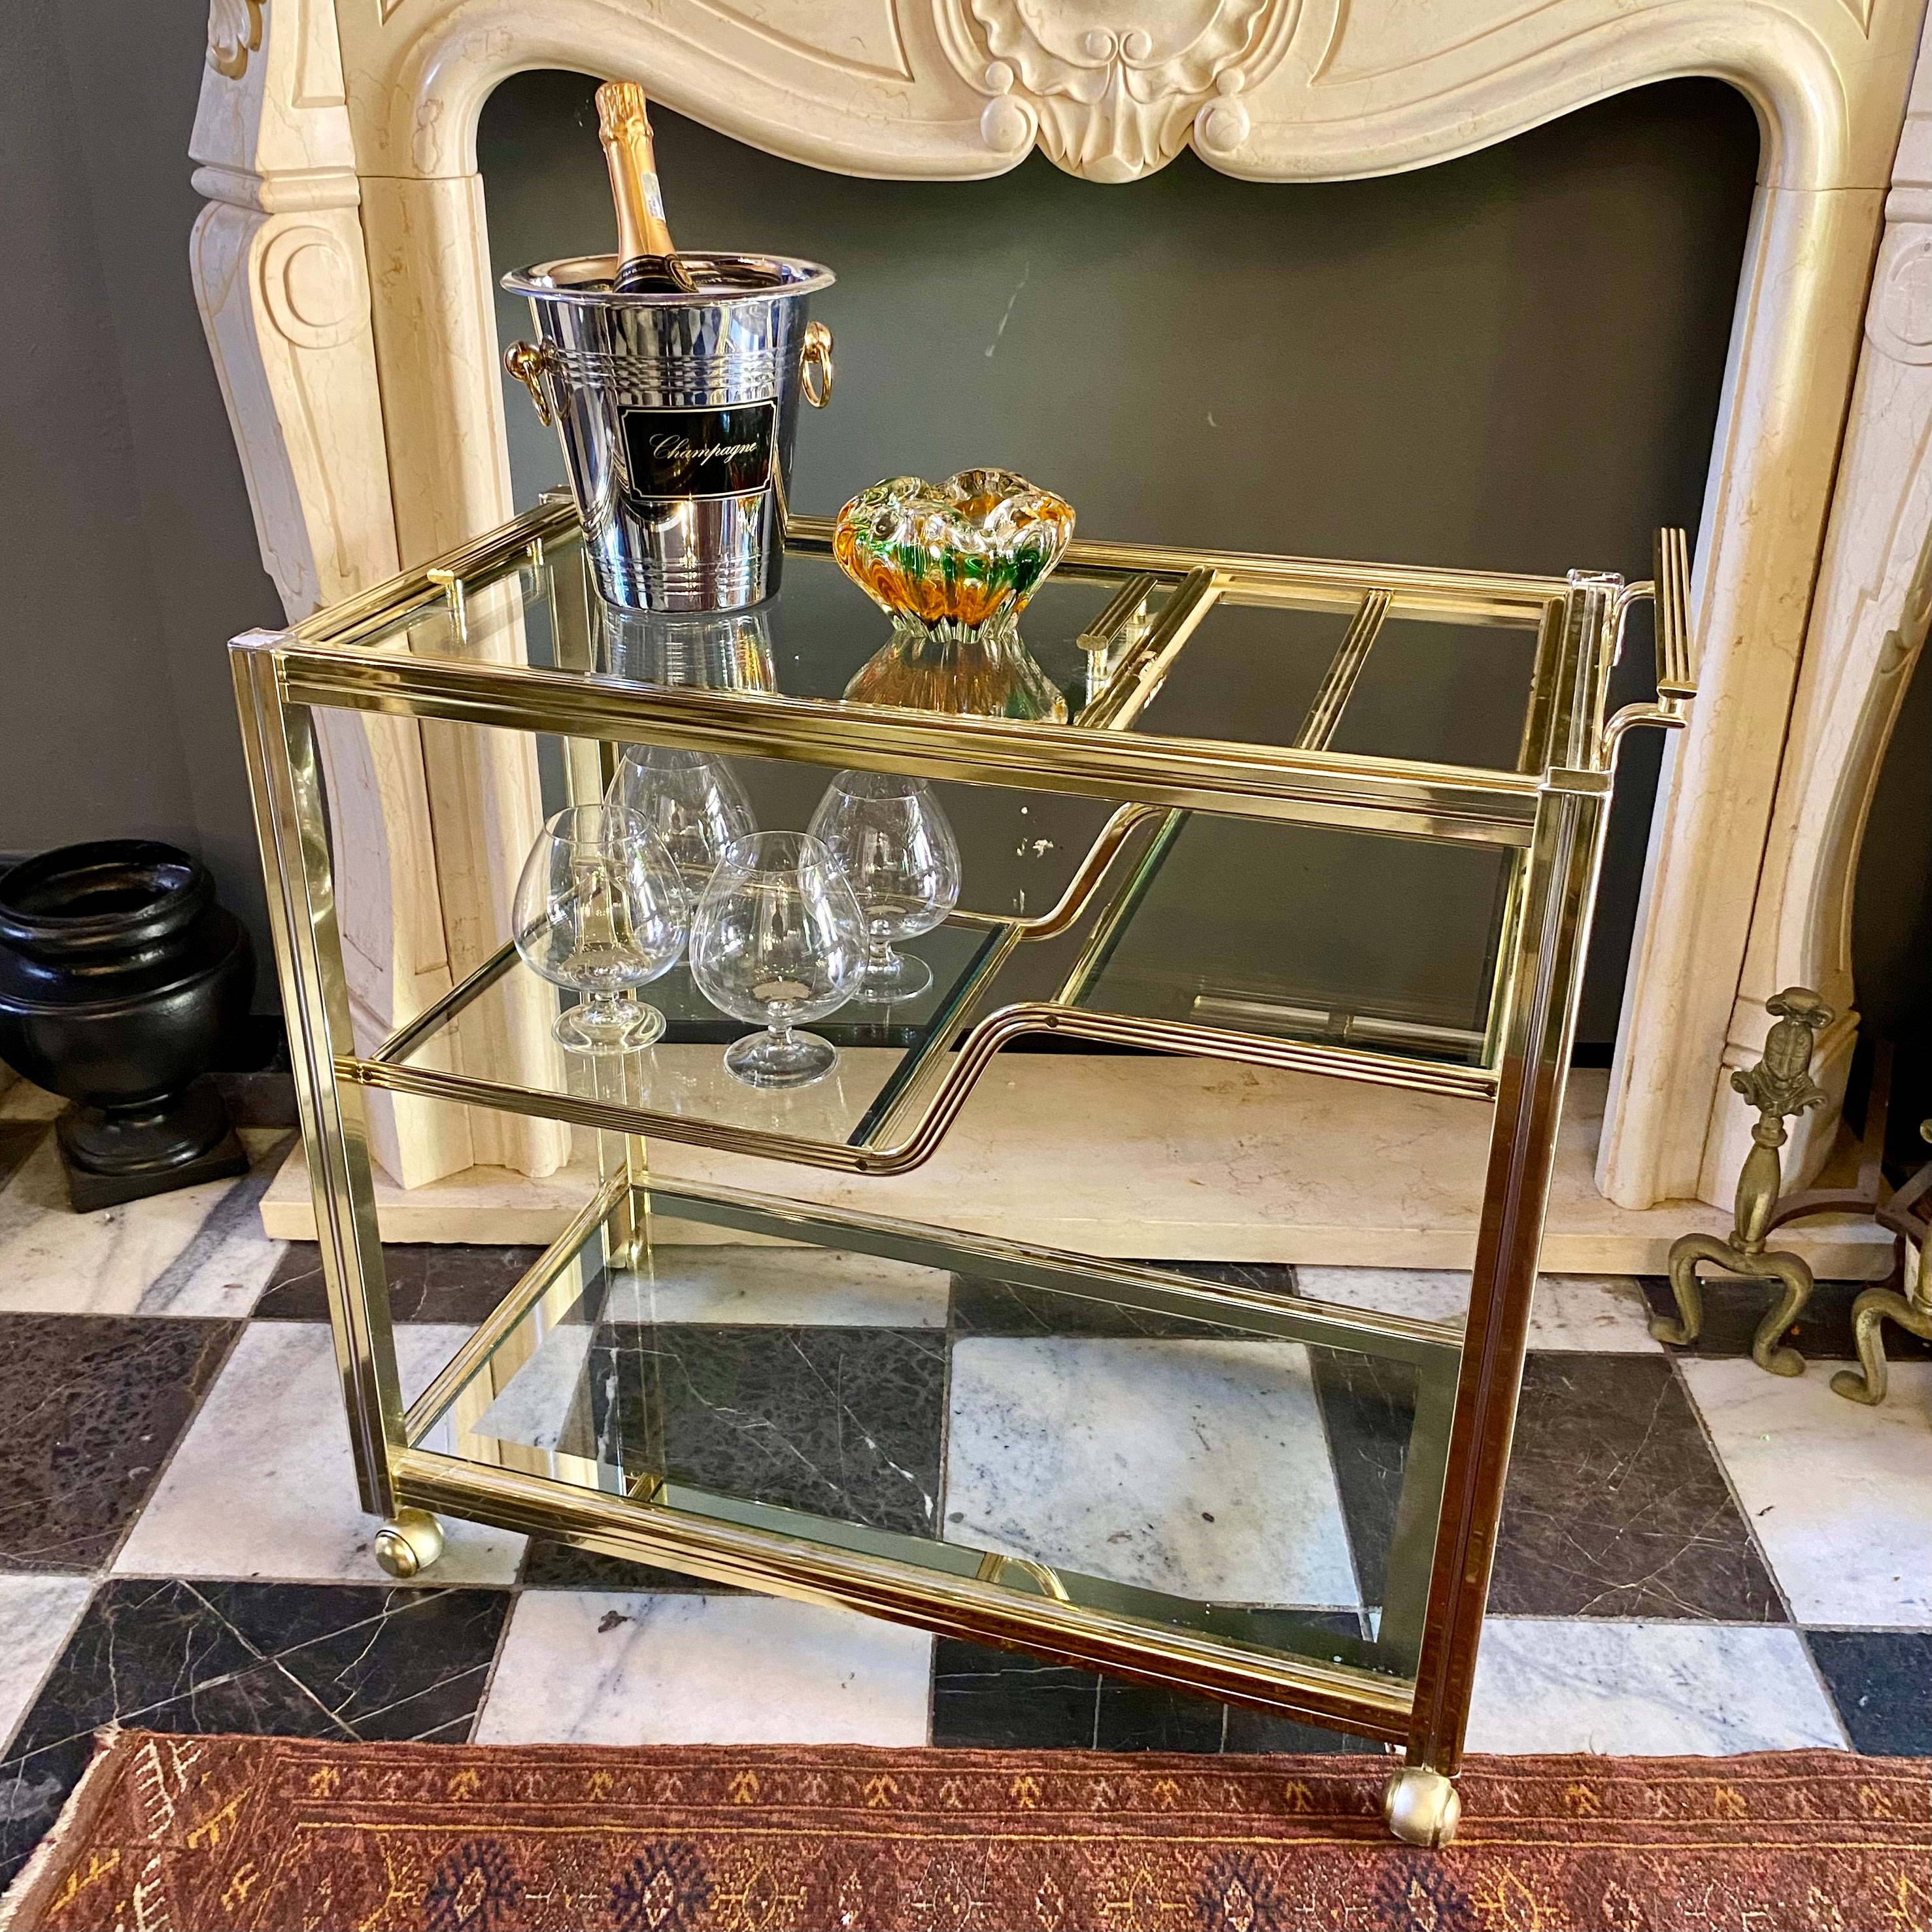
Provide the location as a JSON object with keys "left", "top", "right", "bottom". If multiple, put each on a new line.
{"left": 231, "top": 502, "right": 1691, "bottom": 1837}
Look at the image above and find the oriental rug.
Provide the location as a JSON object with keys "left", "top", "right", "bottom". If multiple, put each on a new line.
{"left": 1, "top": 1731, "right": 1925, "bottom": 1932}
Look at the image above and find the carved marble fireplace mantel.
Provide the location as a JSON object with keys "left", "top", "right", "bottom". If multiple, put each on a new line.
{"left": 191, "top": 0, "right": 1930, "bottom": 1242}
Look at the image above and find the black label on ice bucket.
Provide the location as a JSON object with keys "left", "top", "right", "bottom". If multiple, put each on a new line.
{"left": 619, "top": 403, "right": 777, "bottom": 503}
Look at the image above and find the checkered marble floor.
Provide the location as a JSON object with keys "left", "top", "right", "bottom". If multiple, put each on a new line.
{"left": 1, "top": 1072, "right": 1926, "bottom": 1886}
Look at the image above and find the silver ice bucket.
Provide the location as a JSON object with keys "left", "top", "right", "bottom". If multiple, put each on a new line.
{"left": 503, "top": 253, "right": 834, "bottom": 613}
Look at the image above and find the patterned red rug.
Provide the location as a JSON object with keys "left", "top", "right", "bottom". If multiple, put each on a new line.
{"left": 2, "top": 1732, "right": 1925, "bottom": 1931}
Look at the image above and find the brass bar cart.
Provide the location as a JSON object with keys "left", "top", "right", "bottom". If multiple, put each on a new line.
{"left": 231, "top": 505, "right": 1693, "bottom": 1844}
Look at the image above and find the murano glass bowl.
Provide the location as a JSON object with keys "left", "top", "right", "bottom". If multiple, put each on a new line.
{"left": 834, "top": 469, "right": 1075, "bottom": 722}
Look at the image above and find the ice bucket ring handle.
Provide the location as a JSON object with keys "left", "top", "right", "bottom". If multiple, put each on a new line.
{"left": 503, "top": 340, "right": 558, "bottom": 427}
{"left": 800, "top": 321, "right": 834, "bottom": 409}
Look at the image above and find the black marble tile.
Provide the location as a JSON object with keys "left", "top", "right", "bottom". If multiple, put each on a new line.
{"left": 1095, "top": 1676, "right": 1227, "bottom": 1752}
{"left": 1159, "top": 1263, "right": 1298, "bottom": 1296}
{"left": 1309, "top": 1348, "right": 1421, "bottom": 1610}
{"left": 1223, "top": 1707, "right": 1383, "bottom": 1754}
{"left": 1489, "top": 1353, "right": 1781, "bottom": 1621}
{"left": 520, "top": 1538, "right": 745, "bottom": 1594}
{"left": 1804, "top": 1630, "right": 1932, "bottom": 1756}
{"left": 1217, "top": 1611, "right": 1383, "bottom": 1754}
{"left": 930, "top": 1636, "right": 1100, "bottom": 1749}
{"left": 255, "top": 1243, "right": 547, "bottom": 1323}
{"left": 0, "top": 1315, "right": 237, "bottom": 1572}
{"left": 930, "top": 1620, "right": 1381, "bottom": 1756}
{"left": 1638, "top": 1275, "right": 1932, "bottom": 1363}
{"left": 949, "top": 1273, "right": 1251, "bottom": 1339}
{"left": 0, "top": 1578, "right": 509, "bottom": 1884}
{"left": 0, "top": 1119, "right": 46, "bottom": 1193}
{"left": 566, "top": 1324, "right": 946, "bottom": 1538}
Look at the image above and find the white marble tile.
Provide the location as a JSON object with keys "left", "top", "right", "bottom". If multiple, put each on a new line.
{"left": 0, "top": 1129, "right": 290, "bottom": 1318}
{"left": 1295, "top": 1268, "right": 1470, "bottom": 1324}
{"left": 944, "top": 1336, "right": 1358, "bottom": 1606}
{"left": 1466, "top": 1618, "right": 1846, "bottom": 1754}
{"left": 1292, "top": 1268, "right": 1658, "bottom": 1349}
{"left": 1525, "top": 1276, "right": 1661, "bottom": 1351}
{"left": 476, "top": 1591, "right": 932, "bottom": 1746}
{"left": 469, "top": 1319, "right": 598, "bottom": 1452}
{"left": 113, "top": 1323, "right": 524, "bottom": 1585}
{"left": 603, "top": 1247, "right": 951, "bottom": 1327}
{"left": 0, "top": 1575, "right": 93, "bottom": 1754}
{"left": 1682, "top": 1359, "right": 1932, "bottom": 1627}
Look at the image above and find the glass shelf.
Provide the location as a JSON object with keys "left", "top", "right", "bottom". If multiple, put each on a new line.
{"left": 357, "top": 799, "right": 1512, "bottom": 1168}
{"left": 324, "top": 516, "right": 1566, "bottom": 1167}
{"left": 407, "top": 1177, "right": 1461, "bottom": 1693}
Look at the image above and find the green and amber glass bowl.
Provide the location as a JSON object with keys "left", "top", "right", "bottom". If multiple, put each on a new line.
{"left": 832, "top": 470, "right": 1075, "bottom": 722}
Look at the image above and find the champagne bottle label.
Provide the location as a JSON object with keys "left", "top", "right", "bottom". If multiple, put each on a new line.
{"left": 620, "top": 403, "right": 776, "bottom": 502}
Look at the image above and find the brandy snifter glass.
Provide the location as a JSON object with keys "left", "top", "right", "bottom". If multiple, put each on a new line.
{"left": 807, "top": 770, "right": 962, "bottom": 1003}
{"left": 607, "top": 743, "right": 756, "bottom": 895}
{"left": 688, "top": 831, "right": 864, "bottom": 1089}
{"left": 512, "top": 804, "right": 688, "bottom": 1055}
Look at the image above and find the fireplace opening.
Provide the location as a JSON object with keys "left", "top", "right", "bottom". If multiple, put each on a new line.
{"left": 479, "top": 74, "right": 1759, "bottom": 1057}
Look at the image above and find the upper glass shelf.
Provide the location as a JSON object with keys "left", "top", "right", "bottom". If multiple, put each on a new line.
{"left": 299, "top": 505, "right": 1620, "bottom": 1170}
{"left": 294, "top": 507, "right": 1574, "bottom": 779}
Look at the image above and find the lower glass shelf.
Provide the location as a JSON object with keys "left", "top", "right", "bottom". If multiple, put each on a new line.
{"left": 403, "top": 1176, "right": 1460, "bottom": 1703}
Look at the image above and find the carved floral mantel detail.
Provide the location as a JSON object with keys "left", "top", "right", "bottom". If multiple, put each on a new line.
{"left": 938, "top": 0, "right": 1300, "bottom": 179}
{"left": 207, "top": 0, "right": 263, "bottom": 79}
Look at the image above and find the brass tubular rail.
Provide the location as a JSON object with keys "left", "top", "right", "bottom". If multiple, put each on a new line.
{"left": 1052, "top": 811, "right": 1189, "bottom": 1006}
{"left": 1078, "top": 568, "right": 1221, "bottom": 730}
{"left": 266, "top": 643, "right": 1540, "bottom": 848}
{"left": 402, "top": 1168, "right": 630, "bottom": 1442}
{"left": 392, "top": 1447, "right": 1415, "bottom": 1738}
{"left": 339, "top": 995, "right": 1499, "bottom": 1178}
{"left": 1602, "top": 527, "right": 1698, "bottom": 759}
{"left": 292, "top": 496, "right": 579, "bottom": 654}
{"left": 1654, "top": 525, "right": 1696, "bottom": 699}
{"left": 783, "top": 512, "right": 1568, "bottom": 619}
{"left": 1077, "top": 571, "right": 1161, "bottom": 660}
{"left": 1298, "top": 589, "right": 1393, "bottom": 749}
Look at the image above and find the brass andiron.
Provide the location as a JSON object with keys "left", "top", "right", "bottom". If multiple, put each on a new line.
{"left": 1831, "top": 1120, "right": 1932, "bottom": 1406}
{"left": 1654, "top": 987, "right": 1833, "bottom": 1376}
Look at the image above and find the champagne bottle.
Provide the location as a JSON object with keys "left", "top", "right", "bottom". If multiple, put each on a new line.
{"left": 596, "top": 81, "right": 697, "bottom": 295}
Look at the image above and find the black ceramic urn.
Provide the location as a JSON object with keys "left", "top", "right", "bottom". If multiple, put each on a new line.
{"left": 0, "top": 841, "right": 255, "bottom": 1210}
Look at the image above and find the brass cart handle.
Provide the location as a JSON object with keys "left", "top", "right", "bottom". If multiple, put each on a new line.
{"left": 504, "top": 340, "right": 558, "bottom": 427}
{"left": 1652, "top": 524, "right": 1696, "bottom": 703}
{"left": 800, "top": 320, "right": 834, "bottom": 409}
{"left": 1604, "top": 525, "right": 1697, "bottom": 760}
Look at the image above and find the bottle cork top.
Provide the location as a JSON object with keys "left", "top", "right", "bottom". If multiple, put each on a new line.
{"left": 596, "top": 81, "right": 652, "bottom": 144}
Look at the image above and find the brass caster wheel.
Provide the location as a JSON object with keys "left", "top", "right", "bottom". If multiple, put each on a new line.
{"left": 1384, "top": 1765, "right": 1461, "bottom": 1847}
{"left": 373, "top": 1508, "right": 445, "bottom": 1580}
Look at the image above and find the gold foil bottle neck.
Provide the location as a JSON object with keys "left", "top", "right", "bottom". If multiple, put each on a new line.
{"left": 596, "top": 80, "right": 652, "bottom": 146}
{"left": 594, "top": 78, "right": 683, "bottom": 277}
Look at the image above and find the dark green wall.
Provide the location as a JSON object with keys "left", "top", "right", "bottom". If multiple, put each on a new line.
{"left": 481, "top": 73, "right": 1761, "bottom": 1047}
